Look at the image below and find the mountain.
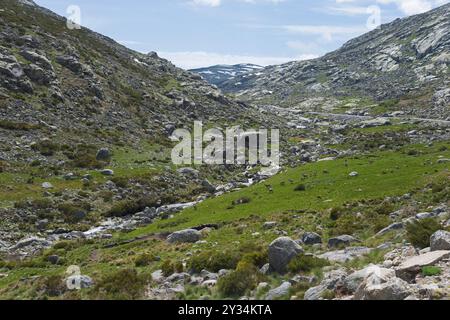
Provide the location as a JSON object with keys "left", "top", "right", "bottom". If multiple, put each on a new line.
{"left": 0, "top": 0, "right": 266, "bottom": 156}
{"left": 189, "top": 63, "right": 263, "bottom": 87}
{"left": 221, "top": 4, "right": 450, "bottom": 120}
{"left": 1, "top": 0, "right": 450, "bottom": 302}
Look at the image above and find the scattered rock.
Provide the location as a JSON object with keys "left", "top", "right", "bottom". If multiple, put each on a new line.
{"left": 396, "top": 250, "right": 450, "bottom": 281}
{"left": 328, "top": 235, "right": 359, "bottom": 248}
{"left": 430, "top": 231, "right": 450, "bottom": 251}
{"left": 268, "top": 237, "right": 304, "bottom": 274}
{"left": 66, "top": 275, "right": 94, "bottom": 289}
{"left": 96, "top": 148, "right": 111, "bottom": 161}
{"left": 167, "top": 229, "right": 202, "bottom": 244}
{"left": 301, "top": 232, "right": 322, "bottom": 245}
{"left": 265, "top": 282, "right": 291, "bottom": 300}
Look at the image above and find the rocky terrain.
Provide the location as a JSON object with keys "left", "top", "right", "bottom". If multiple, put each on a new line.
{"left": 221, "top": 4, "right": 450, "bottom": 121}
{"left": 0, "top": 0, "right": 448, "bottom": 301}
{"left": 190, "top": 63, "right": 263, "bottom": 88}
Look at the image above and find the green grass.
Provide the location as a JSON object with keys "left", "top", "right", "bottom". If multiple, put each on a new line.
{"left": 422, "top": 266, "right": 442, "bottom": 277}
{"left": 127, "top": 142, "right": 450, "bottom": 237}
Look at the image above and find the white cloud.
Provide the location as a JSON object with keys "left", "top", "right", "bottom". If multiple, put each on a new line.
{"left": 190, "top": 0, "right": 221, "bottom": 7}
{"left": 189, "top": 0, "right": 285, "bottom": 7}
{"left": 282, "top": 24, "right": 368, "bottom": 41}
{"left": 158, "top": 51, "right": 317, "bottom": 69}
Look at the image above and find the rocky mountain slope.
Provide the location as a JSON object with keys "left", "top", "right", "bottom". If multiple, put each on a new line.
{"left": 0, "top": 0, "right": 268, "bottom": 158}
{"left": 221, "top": 4, "right": 450, "bottom": 120}
{"left": 190, "top": 63, "right": 263, "bottom": 87}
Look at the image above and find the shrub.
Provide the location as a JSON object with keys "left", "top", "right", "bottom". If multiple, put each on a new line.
{"left": 92, "top": 269, "right": 148, "bottom": 300}
{"left": 240, "top": 250, "right": 268, "bottom": 268}
{"left": 188, "top": 250, "right": 241, "bottom": 273}
{"left": 422, "top": 266, "right": 442, "bottom": 277}
{"left": 161, "top": 259, "right": 183, "bottom": 277}
{"left": 32, "top": 140, "right": 59, "bottom": 156}
{"left": 135, "top": 253, "right": 157, "bottom": 267}
{"left": 333, "top": 214, "right": 361, "bottom": 236}
{"left": 37, "top": 275, "right": 66, "bottom": 297}
{"left": 294, "top": 184, "right": 306, "bottom": 192}
{"left": 406, "top": 218, "right": 441, "bottom": 249}
{"left": 217, "top": 261, "right": 261, "bottom": 298}
{"left": 106, "top": 197, "right": 158, "bottom": 217}
{"left": 58, "top": 202, "right": 90, "bottom": 223}
{"left": 288, "top": 255, "right": 329, "bottom": 274}
{"left": 67, "top": 144, "right": 105, "bottom": 169}
{"left": 232, "top": 197, "right": 251, "bottom": 206}
{"left": 0, "top": 119, "right": 39, "bottom": 131}
{"left": 111, "top": 177, "right": 129, "bottom": 188}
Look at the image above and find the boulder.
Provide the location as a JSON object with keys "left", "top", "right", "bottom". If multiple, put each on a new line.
{"left": 354, "top": 273, "right": 410, "bottom": 300}
{"left": 66, "top": 275, "right": 94, "bottom": 289}
{"left": 376, "top": 222, "right": 404, "bottom": 236}
{"left": 167, "top": 229, "right": 202, "bottom": 244}
{"left": 96, "top": 148, "right": 111, "bottom": 161}
{"left": 319, "top": 247, "right": 371, "bottom": 263}
{"left": 328, "top": 235, "right": 359, "bottom": 248}
{"left": 268, "top": 237, "right": 304, "bottom": 274}
{"left": 100, "top": 169, "right": 114, "bottom": 176}
{"left": 301, "top": 232, "right": 322, "bottom": 245}
{"left": 263, "top": 221, "right": 278, "bottom": 230}
{"left": 304, "top": 269, "right": 347, "bottom": 300}
{"left": 395, "top": 250, "right": 450, "bottom": 281}
{"left": 430, "top": 230, "right": 450, "bottom": 251}
{"left": 41, "top": 182, "right": 53, "bottom": 189}
{"left": 56, "top": 55, "right": 83, "bottom": 73}
{"left": 265, "top": 282, "right": 291, "bottom": 300}
{"left": 20, "top": 50, "right": 53, "bottom": 70}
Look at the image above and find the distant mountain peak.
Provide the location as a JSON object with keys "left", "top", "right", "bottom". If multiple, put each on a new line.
{"left": 190, "top": 63, "right": 264, "bottom": 87}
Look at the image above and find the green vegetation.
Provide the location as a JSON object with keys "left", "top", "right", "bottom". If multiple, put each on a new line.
{"left": 406, "top": 218, "right": 441, "bottom": 249}
{"left": 421, "top": 266, "right": 442, "bottom": 277}
{"left": 217, "top": 261, "right": 262, "bottom": 298}
{"left": 288, "top": 255, "right": 329, "bottom": 274}
{"left": 128, "top": 142, "right": 450, "bottom": 237}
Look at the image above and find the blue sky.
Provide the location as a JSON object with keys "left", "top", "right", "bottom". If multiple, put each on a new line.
{"left": 34, "top": 0, "right": 449, "bottom": 69}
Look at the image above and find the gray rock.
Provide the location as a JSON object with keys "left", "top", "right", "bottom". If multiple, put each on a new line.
{"left": 354, "top": 274, "right": 410, "bottom": 300}
{"left": 66, "top": 275, "right": 94, "bottom": 289}
{"left": 177, "top": 167, "right": 199, "bottom": 177}
{"left": 167, "top": 229, "right": 202, "bottom": 244}
{"left": 47, "top": 255, "right": 60, "bottom": 265}
{"left": 430, "top": 230, "right": 450, "bottom": 251}
{"left": 166, "top": 272, "right": 191, "bottom": 283}
{"left": 263, "top": 221, "right": 278, "bottom": 229}
{"left": 301, "top": 232, "right": 322, "bottom": 245}
{"left": 319, "top": 247, "right": 371, "bottom": 263}
{"left": 96, "top": 148, "right": 111, "bottom": 161}
{"left": 268, "top": 237, "right": 304, "bottom": 274}
{"left": 260, "top": 263, "right": 270, "bottom": 275}
{"left": 396, "top": 250, "right": 450, "bottom": 281}
{"left": 304, "top": 269, "right": 347, "bottom": 300}
{"left": 11, "top": 237, "right": 51, "bottom": 250}
{"left": 265, "top": 282, "right": 291, "bottom": 300}
{"left": 328, "top": 235, "right": 359, "bottom": 248}
{"left": 20, "top": 50, "right": 53, "bottom": 70}
{"left": 41, "top": 182, "right": 53, "bottom": 189}
{"left": 201, "top": 179, "right": 216, "bottom": 193}
{"left": 376, "top": 222, "right": 404, "bottom": 236}
{"left": 56, "top": 55, "right": 83, "bottom": 73}
{"left": 100, "top": 169, "right": 114, "bottom": 176}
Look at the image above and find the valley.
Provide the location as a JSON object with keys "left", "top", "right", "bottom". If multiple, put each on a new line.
{"left": 0, "top": 0, "right": 449, "bottom": 301}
